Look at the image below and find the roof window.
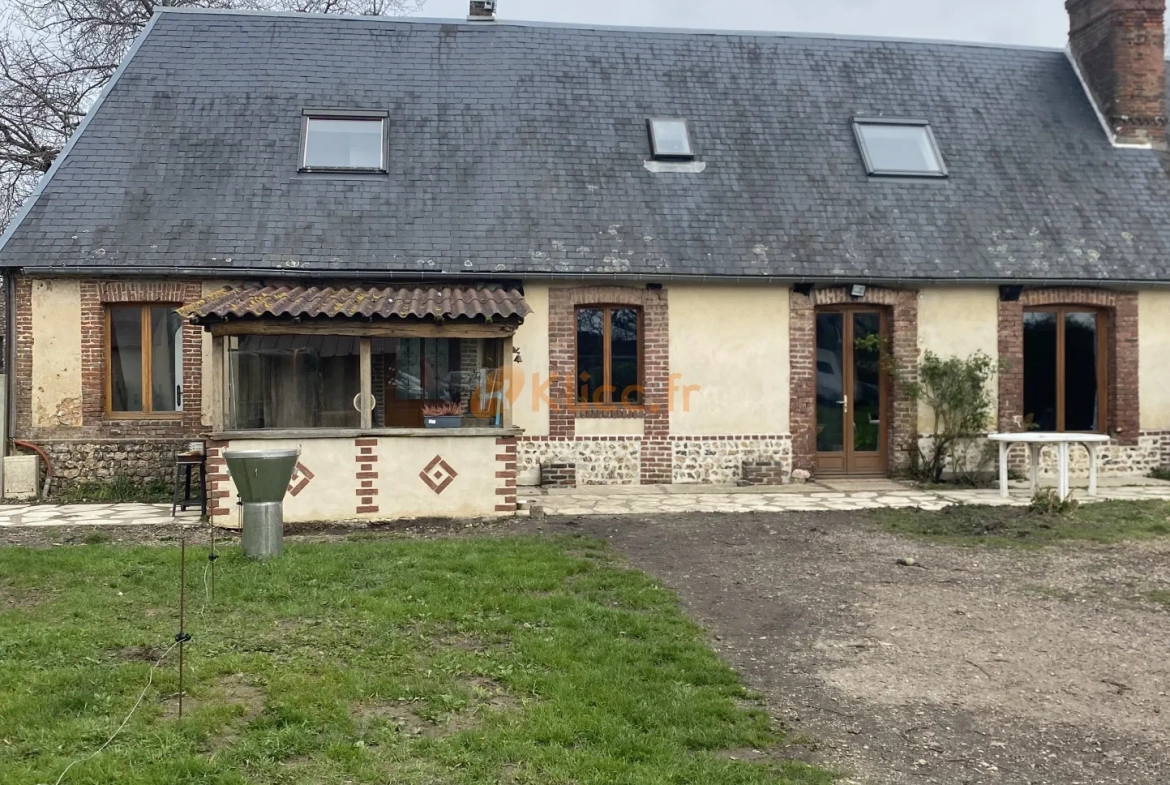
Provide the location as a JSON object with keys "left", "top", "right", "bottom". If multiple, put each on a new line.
{"left": 302, "top": 113, "right": 386, "bottom": 171}
{"left": 853, "top": 118, "right": 946, "bottom": 177}
{"left": 648, "top": 118, "right": 694, "bottom": 160}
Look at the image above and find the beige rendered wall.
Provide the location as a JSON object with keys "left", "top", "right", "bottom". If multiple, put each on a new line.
{"left": 31, "top": 279, "right": 83, "bottom": 427}
{"left": 214, "top": 435, "right": 505, "bottom": 526}
{"left": 1140, "top": 290, "right": 1170, "bottom": 430}
{"left": 510, "top": 283, "right": 550, "bottom": 437}
{"left": 577, "top": 418, "right": 645, "bottom": 437}
{"left": 668, "top": 283, "right": 790, "bottom": 436}
{"left": 915, "top": 287, "right": 1000, "bottom": 433}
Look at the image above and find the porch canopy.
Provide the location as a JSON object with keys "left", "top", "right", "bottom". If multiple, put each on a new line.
{"left": 179, "top": 284, "right": 531, "bottom": 336}
{"left": 181, "top": 285, "right": 529, "bottom": 433}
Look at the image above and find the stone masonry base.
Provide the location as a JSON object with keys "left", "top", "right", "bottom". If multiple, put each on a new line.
{"left": 33, "top": 439, "right": 188, "bottom": 496}
{"left": 520, "top": 435, "right": 794, "bottom": 486}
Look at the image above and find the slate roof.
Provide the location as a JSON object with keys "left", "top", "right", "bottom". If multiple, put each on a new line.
{"left": 3, "top": 8, "right": 1170, "bottom": 283}
{"left": 178, "top": 284, "right": 531, "bottom": 322}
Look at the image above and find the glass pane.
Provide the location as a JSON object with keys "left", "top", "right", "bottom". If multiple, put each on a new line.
{"left": 1024, "top": 311, "right": 1058, "bottom": 431}
{"left": 420, "top": 338, "right": 456, "bottom": 402}
{"left": 857, "top": 124, "right": 943, "bottom": 174}
{"left": 852, "top": 313, "right": 882, "bottom": 453}
{"left": 1065, "top": 312, "right": 1099, "bottom": 431}
{"left": 303, "top": 118, "right": 383, "bottom": 169}
{"left": 611, "top": 309, "right": 640, "bottom": 404}
{"left": 229, "top": 335, "right": 361, "bottom": 429}
{"left": 109, "top": 308, "right": 143, "bottom": 412}
{"left": 577, "top": 309, "right": 605, "bottom": 404}
{"left": 395, "top": 338, "right": 422, "bottom": 400}
{"left": 150, "top": 307, "right": 181, "bottom": 412}
{"left": 816, "top": 313, "right": 845, "bottom": 453}
{"left": 650, "top": 119, "right": 693, "bottom": 157}
{"left": 373, "top": 338, "right": 504, "bottom": 428}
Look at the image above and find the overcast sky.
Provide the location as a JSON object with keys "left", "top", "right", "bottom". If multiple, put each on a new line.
{"left": 424, "top": 0, "right": 1071, "bottom": 48}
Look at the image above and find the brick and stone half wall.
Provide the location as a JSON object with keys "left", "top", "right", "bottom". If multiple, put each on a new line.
{"left": 31, "top": 438, "right": 190, "bottom": 495}
{"left": 519, "top": 434, "right": 792, "bottom": 486}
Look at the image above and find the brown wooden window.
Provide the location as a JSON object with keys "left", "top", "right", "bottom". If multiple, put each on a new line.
{"left": 576, "top": 306, "right": 643, "bottom": 406}
{"left": 1023, "top": 307, "right": 1107, "bottom": 432}
{"left": 106, "top": 305, "right": 183, "bottom": 416}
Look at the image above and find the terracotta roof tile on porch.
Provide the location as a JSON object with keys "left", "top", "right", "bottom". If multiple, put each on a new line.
{"left": 178, "top": 285, "right": 531, "bottom": 322}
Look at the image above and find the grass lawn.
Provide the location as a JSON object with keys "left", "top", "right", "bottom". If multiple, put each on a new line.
{"left": 873, "top": 500, "right": 1170, "bottom": 547}
{"left": 0, "top": 535, "right": 831, "bottom": 785}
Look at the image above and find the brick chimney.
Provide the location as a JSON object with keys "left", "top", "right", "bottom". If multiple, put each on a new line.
{"left": 1067, "top": 0, "right": 1167, "bottom": 147}
{"left": 468, "top": 0, "right": 497, "bottom": 20}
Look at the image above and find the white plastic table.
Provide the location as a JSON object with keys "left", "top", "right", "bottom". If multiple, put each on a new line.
{"left": 987, "top": 433, "right": 1112, "bottom": 500}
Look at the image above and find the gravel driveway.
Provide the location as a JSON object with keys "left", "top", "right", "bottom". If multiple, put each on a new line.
{"left": 529, "top": 511, "right": 1170, "bottom": 785}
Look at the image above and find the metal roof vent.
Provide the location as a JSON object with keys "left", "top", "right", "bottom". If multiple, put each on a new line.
{"left": 469, "top": 0, "right": 497, "bottom": 20}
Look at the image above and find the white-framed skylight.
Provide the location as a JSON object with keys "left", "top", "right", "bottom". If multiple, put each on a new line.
{"left": 301, "top": 112, "right": 387, "bottom": 171}
{"left": 648, "top": 118, "right": 695, "bottom": 159}
{"left": 852, "top": 118, "right": 947, "bottom": 178}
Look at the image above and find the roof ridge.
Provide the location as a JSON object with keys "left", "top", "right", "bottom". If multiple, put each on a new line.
{"left": 155, "top": 6, "right": 1065, "bottom": 55}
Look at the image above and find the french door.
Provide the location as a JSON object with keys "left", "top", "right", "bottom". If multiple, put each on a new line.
{"left": 815, "top": 308, "right": 889, "bottom": 475}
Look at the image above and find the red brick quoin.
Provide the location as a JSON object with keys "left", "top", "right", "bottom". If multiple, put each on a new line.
{"left": 998, "top": 287, "right": 1139, "bottom": 445}
{"left": 789, "top": 286, "right": 919, "bottom": 475}
{"left": 547, "top": 285, "right": 671, "bottom": 485}
{"left": 355, "top": 438, "right": 380, "bottom": 515}
{"left": 495, "top": 436, "right": 518, "bottom": 513}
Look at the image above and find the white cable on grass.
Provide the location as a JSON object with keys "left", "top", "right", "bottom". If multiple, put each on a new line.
{"left": 50, "top": 641, "right": 180, "bottom": 785}
{"left": 197, "top": 561, "right": 211, "bottom": 617}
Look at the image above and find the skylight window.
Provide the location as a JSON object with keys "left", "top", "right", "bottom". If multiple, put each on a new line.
{"left": 302, "top": 115, "right": 385, "bottom": 171}
{"left": 648, "top": 118, "right": 694, "bottom": 159}
{"left": 853, "top": 119, "right": 946, "bottom": 177}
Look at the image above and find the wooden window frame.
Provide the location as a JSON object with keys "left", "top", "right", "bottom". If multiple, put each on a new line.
{"left": 1023, "top": 305, "right": 1109, "bottom": 434}
{"left": 574, "top": 305, "right": 645, "bottom": 409}
{"left": 105, "top": 304, "right": 184, "bottom": 419}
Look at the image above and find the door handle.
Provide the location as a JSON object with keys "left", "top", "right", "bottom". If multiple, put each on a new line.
{"left": 838, "top": 395, "right": 849, "bottom": 414}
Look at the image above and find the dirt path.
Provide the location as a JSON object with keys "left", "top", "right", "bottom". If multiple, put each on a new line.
{"left": 527, "top": 512, "right": 1170, "bottom": 785}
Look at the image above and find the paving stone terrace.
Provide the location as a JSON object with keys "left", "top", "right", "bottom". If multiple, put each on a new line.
{"left": 2, "top": 478, "right": 1170, "bottom": 526}
{"left": 521, "top": 478, "right": 1170, "bottom": 517}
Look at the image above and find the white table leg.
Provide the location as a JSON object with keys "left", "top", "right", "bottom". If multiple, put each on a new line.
{"left": 1058, "top": 442, "right": 1071, "bottom": 501}
{"left": 999, "top": 442, "right": 1009, "bottom": 499}
{"left": 1087, "top": 443, "right": 1098, "bottom": 497}
{"left": 1029, "top": 444, "right": 1040, "bottom": 494}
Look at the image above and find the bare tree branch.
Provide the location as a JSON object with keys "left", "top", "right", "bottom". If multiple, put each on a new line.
{"left": 0, "top": 0, "right": 427, "bottom": 228}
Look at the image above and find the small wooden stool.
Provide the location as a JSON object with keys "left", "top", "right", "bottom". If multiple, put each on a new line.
{"left": 172, "top": 452, "right": 208, "bottom": 517}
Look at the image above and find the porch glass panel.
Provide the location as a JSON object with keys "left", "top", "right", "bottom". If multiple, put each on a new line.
{"left": 229, "top": 335, "right": 361, "bottom": 430}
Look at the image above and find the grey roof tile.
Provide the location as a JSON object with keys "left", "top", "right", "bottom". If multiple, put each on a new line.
{"left": 2, "top": 10, "right": 1170, "bottom": 283}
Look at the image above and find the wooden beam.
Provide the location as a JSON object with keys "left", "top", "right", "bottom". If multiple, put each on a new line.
{"left": 207, "top": 320, "right": 519, "bottom": 339}
{"left": 359, "top": 338, "right": 373, "bottom": 430}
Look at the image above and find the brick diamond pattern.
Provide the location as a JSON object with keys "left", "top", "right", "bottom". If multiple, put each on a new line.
{"left": 287, "top": 462, "right": 315, "bottom": 497}
{"left": 421, "top": 456, "right": 458, "bottom": 495}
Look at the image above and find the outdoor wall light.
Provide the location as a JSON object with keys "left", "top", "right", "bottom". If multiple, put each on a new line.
{"left": 850, "top": 284, "right": 867, "bottom": 299}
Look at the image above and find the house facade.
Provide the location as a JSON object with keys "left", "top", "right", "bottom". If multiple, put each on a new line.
{"left": 3, "top": 0, "right": 1170, "bottom": 523}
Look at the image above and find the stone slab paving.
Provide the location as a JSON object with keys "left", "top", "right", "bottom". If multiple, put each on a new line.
{"left": 525, "top": 478, "right": 1170, "bottom": 516}
{"left": 0, "top": 503, "right": 199, "bottom": 527}
{"left": 1, "top": 479, "right": 1169, "bottom": 526}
